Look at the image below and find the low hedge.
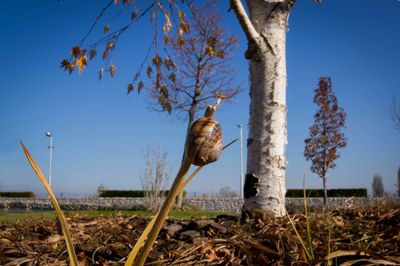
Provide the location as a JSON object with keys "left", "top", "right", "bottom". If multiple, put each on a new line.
{"left": 99, "top": 190, "right": 187, "bottom": 198}
{"left": 286, "top": 188, "right": 367, "bottom": 198}
{"left": 100, "top": 190, "right": 149, "bottom": 197}
{"left": 0, "top": 192, "right": 36, "bottom": 198}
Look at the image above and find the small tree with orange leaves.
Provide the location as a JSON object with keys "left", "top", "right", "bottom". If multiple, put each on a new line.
{"left": 304, "top": 77, "right": 347, "bottom": 206}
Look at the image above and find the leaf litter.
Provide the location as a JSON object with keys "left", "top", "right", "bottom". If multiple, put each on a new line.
{"left": 0, "top": 204, "right": 399, "bottom": 265}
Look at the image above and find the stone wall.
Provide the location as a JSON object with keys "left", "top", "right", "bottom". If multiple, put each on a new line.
{"left": 0, "top": 198, "right": 147, "bottom": 211}
{"left": 0, "top": 197, "right": 375, "bottom": 213}
{"left": 185, "top": 198, "right": 244, "bottom": 212}
{"left": 186, "top": 197, "right": 370, "bottom": 213}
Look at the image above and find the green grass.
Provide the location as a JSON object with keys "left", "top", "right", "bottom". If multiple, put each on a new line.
{"left": 0, "top": 210, "right": 231, "bottom": 224}
{"left": 0, "top": 211, "right": 56, "bottom": 224}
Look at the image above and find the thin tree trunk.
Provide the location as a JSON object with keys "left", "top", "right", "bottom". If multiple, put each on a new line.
{"left": 176, "top": 76, "right": 200, "bottom": 208}
{"left": 176, "top": 21, "right": 209, "bottom": 208}
{"left": 176, "top": 108, "right": 195, "bottom": 208}
{"left": 322, "top": 176, "right": 327, "bottom": 206}
{"left": 322, "top": 150, "right": 328, "bottom": 207}
{"left": 397, "top": 167, "right": 400, "bottom": 197}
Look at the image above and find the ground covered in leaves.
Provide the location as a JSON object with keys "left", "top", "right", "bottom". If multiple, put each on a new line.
{"left": 1, "top": 205, "right": 399, "bottom": 266}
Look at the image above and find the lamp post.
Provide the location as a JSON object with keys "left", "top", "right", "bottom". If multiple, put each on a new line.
{"left": 237, "top": 124, "right": 244, "bottom": 198}
{"left": 45, "top": 132, "right": 53, "bottom": 187}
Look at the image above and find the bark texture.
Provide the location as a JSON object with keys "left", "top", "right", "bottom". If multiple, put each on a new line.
{"left": 235, "top": 0, "right": 293, "bottom": 217}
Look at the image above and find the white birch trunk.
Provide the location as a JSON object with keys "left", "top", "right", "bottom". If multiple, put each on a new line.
{"left": 232, "top": 0, "right": 292, "bottom": 217}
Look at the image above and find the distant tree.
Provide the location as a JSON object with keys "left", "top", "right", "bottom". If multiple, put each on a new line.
{"left": 390, "top": 97, "right": 400, "bottom": 131}
{"left": 304, "top": 77, "right": 347, "bottom": 206}
{"left": 140, "top": 147, "right": 169, "bottom": 211}
{"left": 372, "top": 173, "right": 385, "bottom": 197}
{"left": 96, "top": 182, "right": 107, "bottom": 196}
{"left": 397, "top": 167, "right": 400, "bottom": 197}
{"left": 217, "top": 186, "right": 238, "bottom": 198}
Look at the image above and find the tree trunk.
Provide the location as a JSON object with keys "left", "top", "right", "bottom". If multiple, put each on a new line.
{"left": 322, "top": 153, "right": 328, "bottom": 207}
{"left": 235, "top": 0, "right": 292, "bottom": 217}
{"left": 397, "top": 167, "right": 400, "bottom": 197}
{"left": 176, "top": 96, "right": 197, "bottom": 208}
{"left": 322, "top": 176, "right": 328, "bottom": 206}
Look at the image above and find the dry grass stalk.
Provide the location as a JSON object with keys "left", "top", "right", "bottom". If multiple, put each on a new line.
{"left": 20, "top": 141, "right": 79, "bottom": 266}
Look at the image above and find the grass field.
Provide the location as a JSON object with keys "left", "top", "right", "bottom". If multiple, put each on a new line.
{"left": 0, "top": 209, "right": 230, "bottom": 224}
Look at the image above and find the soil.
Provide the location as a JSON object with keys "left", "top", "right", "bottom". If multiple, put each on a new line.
{"left": 1, "top": 205, "right": 399, "bottom": 265}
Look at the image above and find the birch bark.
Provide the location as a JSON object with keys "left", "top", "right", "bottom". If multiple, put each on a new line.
{"left": 231, "top": 0, "right": 293, "bottom": 216}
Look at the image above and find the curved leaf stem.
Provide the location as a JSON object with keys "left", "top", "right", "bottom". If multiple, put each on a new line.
{"left": 135, "top": 158, "right": 191, "bottom": 266}
{"left": 20, "top": 141, "right": 79, "bottom": 266}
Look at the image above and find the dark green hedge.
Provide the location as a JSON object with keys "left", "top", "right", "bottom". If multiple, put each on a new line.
{"left": 99, "top": 190, "right": 170, "bottom": 198}
{"left": 0, "top": 191, "right": 36, "bottom": 198}
{"left": 286, "top": 188, "right": 367, "bottom": 198}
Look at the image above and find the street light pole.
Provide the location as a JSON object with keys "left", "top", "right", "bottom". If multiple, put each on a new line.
{"left": 45, "top": 132, "right": 53, "bottom": 188}
{"left": 237, "top": 124, "right": 244, "bottom": 198}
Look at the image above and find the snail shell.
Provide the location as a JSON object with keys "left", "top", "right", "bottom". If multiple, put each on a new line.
{"left": 185, "top": 117, "right": 223, "bottom": 166}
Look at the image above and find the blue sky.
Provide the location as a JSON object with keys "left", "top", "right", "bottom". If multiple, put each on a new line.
{"left": 0, "top": 0, "right": 399, "bottom": 197}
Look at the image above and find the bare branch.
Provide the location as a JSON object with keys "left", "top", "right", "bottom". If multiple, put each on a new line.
{"left": 85, "top": 3, "right": 155, "bottom": 49}
{"left": 79, "top": 0, "right": 114, "bottom": 47}
{"left": 175, "top": 87, "right": 194, "bottom": 99}
{"left": 229, "top": 0, "right": 259, "bottom": 43}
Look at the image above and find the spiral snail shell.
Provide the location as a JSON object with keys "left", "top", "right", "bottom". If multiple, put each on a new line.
{"left": 185, "top": 117, "right": 223, "bottom": 166}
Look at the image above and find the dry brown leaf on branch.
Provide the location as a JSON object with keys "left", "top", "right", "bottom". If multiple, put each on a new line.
{"left": 127, "top": 83, "right": 134, "bottom": 94}
{"left": 109, "top": 64, "right": 117, "bottom": 77}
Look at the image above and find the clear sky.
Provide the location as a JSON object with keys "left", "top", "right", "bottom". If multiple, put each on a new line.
{"left": 0, "top": 1, "right": 399, "bottom": 198}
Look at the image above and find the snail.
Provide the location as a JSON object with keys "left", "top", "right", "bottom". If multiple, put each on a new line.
{"left": 185, "top": 116, "right": 223, "bottom": 166}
